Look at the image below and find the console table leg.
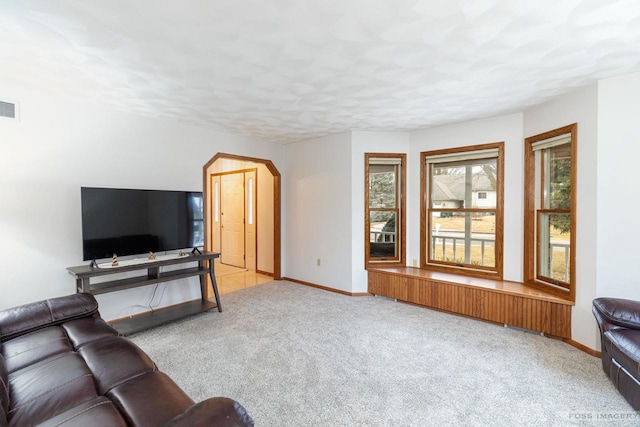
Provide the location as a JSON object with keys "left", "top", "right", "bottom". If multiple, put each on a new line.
{"left": 77, "top": 278, "right": 90, "bottom": 293}
{"left": 209, "top": 261, "right": 222, "bottom": 312}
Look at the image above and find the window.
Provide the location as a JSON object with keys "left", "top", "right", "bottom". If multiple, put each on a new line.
{"left": 214, "top": 181, "right": 219, "bottom": 222}
{"left": 365, "top": 153, "right": 406, "bottom": 266}
{"left": 524, "top": 124, "right": 576, "bottom": 300}
{"left": 421, "top": 143, "right": 504, "bottom": 278}
{"left": 247, "top": 177, "right": 254, "bottom": 225}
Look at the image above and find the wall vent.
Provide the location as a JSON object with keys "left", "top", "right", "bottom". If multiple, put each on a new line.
{"left": 0, "top": 100, "right": 17, "bottom": 119}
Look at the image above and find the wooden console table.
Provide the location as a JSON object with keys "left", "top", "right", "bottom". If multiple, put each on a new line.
{"left": 67, "top": 251, "right": 222, "bottom": 335}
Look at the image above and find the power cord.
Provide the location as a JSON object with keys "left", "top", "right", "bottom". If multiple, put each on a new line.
{"left": 148, "top": 283, "right": 159, "bottom": 311}
{"left": 147, "top": 266, "right": 168, "bottom": 311}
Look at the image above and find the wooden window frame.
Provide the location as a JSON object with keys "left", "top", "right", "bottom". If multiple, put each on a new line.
{"left": 524, "top": 124, "right": 577, "bottom": 301}
{"left": 420, "top": 142, "right": 504, "bottom": 279}
{"left": 365, "top": 153, "right": 406, "bottom": 268}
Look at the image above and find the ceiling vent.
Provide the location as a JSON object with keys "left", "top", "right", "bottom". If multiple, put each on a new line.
{"left": 0, "top": 100, "right": 18, "bottom": 119}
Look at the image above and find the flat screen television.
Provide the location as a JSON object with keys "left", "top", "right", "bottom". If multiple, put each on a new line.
{"left": 81, "top": 187, "right": 204, "bottom": 261}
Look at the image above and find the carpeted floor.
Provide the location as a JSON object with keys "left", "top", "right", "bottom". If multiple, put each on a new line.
{"left": 130, "top": 281, "right": 636, "bottom": 426}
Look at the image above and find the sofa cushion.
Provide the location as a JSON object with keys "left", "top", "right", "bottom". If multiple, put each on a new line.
{"left": 107, "top": 371, "right": 194, "bottom": 427}
{"left": 79, "top": 335, "right": 155, "bottom": 394}
{"left": 594, "top": 298, "right": 640, "bottom": 330}
{"left": 2, "top": 326, "right": 73, "bottom": 373}
{"left": 165, "top": 397, "right": 256, "bottom": 427}
{"left": 62, "top": 317, "right": 120, "bottom": 348}
{"left": 8, "top": 352, "right": 97, "bottom": 426}
{"left": 36, "top": 396, "right": 128, "bottom": 427}
{"left": 0, "top": 294, "right": 98, "bottom": 343}
{"left": 605, "top": 328, "right": 640, "bottom": 381}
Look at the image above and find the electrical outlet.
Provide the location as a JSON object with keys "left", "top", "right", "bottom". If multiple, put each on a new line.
{"left": 412, "top": 259, "right": 418, "bottom": 267}
{"left": 316, "top": 258, "right": 321, "bottom": 267}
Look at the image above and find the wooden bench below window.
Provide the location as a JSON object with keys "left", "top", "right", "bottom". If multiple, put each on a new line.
{"left": 368, "top": 267, "right": 573, "bottom": 339}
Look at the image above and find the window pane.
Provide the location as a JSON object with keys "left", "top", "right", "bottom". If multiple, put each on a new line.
{"left": 546, "top": 143, "right": 571, "bottom": 210}
{"left": 214, "top": 181, "right": 219, "bottom": 222}
{"left": 369, "top": 165, "right": 396, "bottom": 208}
{"left": 431, "top": 160, "right": 497, "bottom": 209}
{"left": 538, "top": 212, "right": 570, "bottom": 283}
{"left": 369, "top": 211, "right": 397, "bottom": 258}
{"left": 429, "top": 212, "right": 495, "bottom": 267}
{"left": 247, "top": 178, "right": 253, "bottom": 225}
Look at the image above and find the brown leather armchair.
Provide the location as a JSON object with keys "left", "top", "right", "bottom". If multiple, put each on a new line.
{"left": 592, "top": 297, "right": 640, "bottom": 410}
{"left": 0, "top": 293, "right": 253, "bottom": 426}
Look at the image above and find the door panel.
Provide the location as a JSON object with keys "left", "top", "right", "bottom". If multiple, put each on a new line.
{"left": 221, "top": 173, "right": 245, "bottom": 267}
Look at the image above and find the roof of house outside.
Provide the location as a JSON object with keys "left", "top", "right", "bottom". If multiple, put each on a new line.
{"left": 432, "top": 173, "right": 494, "bottom": 202}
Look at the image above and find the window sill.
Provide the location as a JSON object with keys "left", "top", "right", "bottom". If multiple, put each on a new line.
{"left": 422, "top": 263, "right": 502, "bottom": 281}
{"left": 366, "top": 261, "right": 405, "bottom": 269}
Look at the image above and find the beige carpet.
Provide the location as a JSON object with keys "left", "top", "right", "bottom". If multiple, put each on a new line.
{"left": 130, "top": 281, "right": 634, "bottom": 426}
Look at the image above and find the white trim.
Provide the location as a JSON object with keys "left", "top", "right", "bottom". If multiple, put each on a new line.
{"left": 425, "top": 148, "right": 499, "bottom": 164}
{"left": 369, "top": 157, "right": 402, "bottom": 165}
{"left": 531, "top": 133, "right": 571, "bottom": 151}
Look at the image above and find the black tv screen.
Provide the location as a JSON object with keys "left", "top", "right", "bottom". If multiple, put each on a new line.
{"left": 81, "top": 187, "right": 204, "bottom": 261}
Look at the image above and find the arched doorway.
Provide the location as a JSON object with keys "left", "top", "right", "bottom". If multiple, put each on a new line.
{"left": 202, "top": 153, "right": 281, "bottom": 298}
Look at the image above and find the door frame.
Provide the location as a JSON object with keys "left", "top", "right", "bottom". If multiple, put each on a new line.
{"left": 202, "top": 153, "right": 281, "bottom": 298}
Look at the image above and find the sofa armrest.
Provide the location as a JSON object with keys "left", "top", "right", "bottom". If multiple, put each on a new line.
{"left": 163, "top": 397, "right": 254, "bottom": 427}
{"left": 593, "top": 298, "right": 640, "bottom": 330}
{"left": 0, "top": 293, "right": 99, "bottom": 342}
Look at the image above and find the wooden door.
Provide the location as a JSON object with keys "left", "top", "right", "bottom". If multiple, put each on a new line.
{"left": 221, "top": 173, "right": 245, "bottom": 267}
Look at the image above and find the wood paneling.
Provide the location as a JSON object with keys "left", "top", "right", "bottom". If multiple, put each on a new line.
{"left": 368, "top": 267, "right": 572, "bottom": 338}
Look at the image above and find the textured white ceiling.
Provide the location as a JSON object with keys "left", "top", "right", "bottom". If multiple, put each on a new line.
{"left": 1, "top": 0, "right": 640, "bottom": 143}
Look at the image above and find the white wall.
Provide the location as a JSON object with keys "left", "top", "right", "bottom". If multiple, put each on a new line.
{"left": 0, "top": 83, "right": 283, "bottom": 320}
{"left": 351, "top": 131, "right": 411, "bottom": 292}
{"left": 596, "top": 72, "right": 640, "bottom": 297}
{"left": 283, "top": 132, "right": 353, "bottom": 292}
{"left": 523, "top": 84, "right": 599, "bottom": 349}
{"left": 409, "top": 113, "right": 525, "bottom": 282}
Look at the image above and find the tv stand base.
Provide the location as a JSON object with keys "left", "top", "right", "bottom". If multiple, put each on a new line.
{"left": 67, "top": 251, "right": 222, "bottom": 335}
{"left": 110, "top": 299, "right": 218, "bottom": 335}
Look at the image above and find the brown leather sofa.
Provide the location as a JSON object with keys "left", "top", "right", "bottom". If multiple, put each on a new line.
{"left": 592, "top": 297, "right": 640, "bottom": 410}
{"left": 0, "top": 293, "right": 253, "bottom": 426}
